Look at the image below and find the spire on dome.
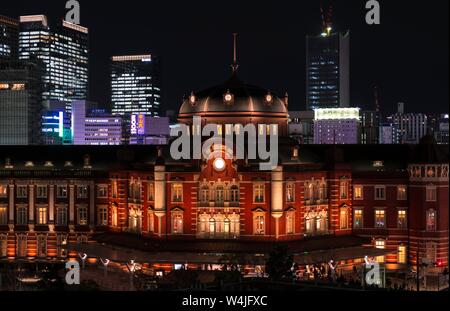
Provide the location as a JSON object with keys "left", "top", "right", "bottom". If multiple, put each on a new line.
{"left": 231, "top": 33, "right": 239, "bottom": 73}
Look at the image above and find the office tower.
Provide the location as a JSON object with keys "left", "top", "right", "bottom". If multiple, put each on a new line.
{"left": 42, "top": 101, "right": 72, "bottom": 145}
{"left": 111, "top": 54, "right": 161, "bottom": 116}
{"left": 306, "top": 29, "right": 350, "bottom": 110}
{"left": 0, "top": 61, "right": 42, "bottom": 145}
{"left": 360, "top": 111, "right": 381, "bottom": 144}
{"left": 19, "top": 15, "right": 89, "bottom": 111}
{"left": 313, "top": 108, "right": 360, "bottom": 144}
{"left": 72, "top": 100, "right": 123, "bottom": 145}
{"left": 389, "top": 113, "right": 428, "bottom": 144}
{"left": 379, "top": 123, "right": 401, "bottom": 144}
{"left": 435, "top": 114, "right": 449, "bottom": 145}
{"left": 0, "top": 15, "right": 19, "bottom": 60}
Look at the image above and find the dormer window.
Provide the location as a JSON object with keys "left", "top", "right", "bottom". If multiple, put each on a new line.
{"left": 189, "top": 92, "right": 196, "bottom": 106}
{"left": 265, "top": 93, "right": 273, "bottom": 105}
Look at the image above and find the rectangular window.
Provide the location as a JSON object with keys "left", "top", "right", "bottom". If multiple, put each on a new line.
{"left": 171, "top": 184, "right": 183, "bottom": 203}
{"left": 0, "top": 184, "right": 8, "bottom": 198}
{"left": 254, "top": 215, "right": 265, "bottom": 235}
{"left": 172, "top": 213, "right": 183, "bottom": 234}
{"left": 17, "top": 186, "right": 28, "bottom": 199}
{"left": 37, "top": 236, "right": 47, "bottom": 258}
{"left": 397, "top": 210, "right": 407, "bottom": 229}
{"left": 56, "top": 207, "right": 68, "bottom": 226}
{"left": 37, "top": 207, "right": 48, "bottom": 225}
{"left": 286, "top": 212, "right": 295, "bottom": 234}
{"left": 354, "top": 209, "right": 363, "bottom": 229}
{"left": 16, "top": 235, "right": 27, "bottom": 258}
{"left": 77, "top": 206, "right": 88, "bottom": 225}
{"left": 77, "top": 186, "right": 88, "bottom": 199}
{"left": 97, "top": 185, "right": 108, "bottom": 198}
{"left": 148, "top": 211, "right": 154, "bottom": 232}
{"left": 254, "top": 184, "right": 265, "bottom": 203}
{"left": 426, "top": 186, "right": 437, "bottom": 202}
{"left": 36, "top": 186, "right": 48, "bottom": 199}
{"left": 16, "top": 207, "right": 27, "bottom": 226}
{"left": 56, "top": 235, "right": 67, "bottom": 258}
{"left": 148, "top": 183, "right": 154, "bottom": 201}
{"left": 97, "top": 206, "right": 108, "bottom": 226}
{"left": 397, "top": 186, "right": 407, "bottom": 201}
{"left": 286, "top": 183, "right": 295, "bottom": 203}
{"left": 340, "top": 180, "right": 348, "bottom": 199}
{"left": 375, "top": 240, "right": 385, "bottom": 263}
{"left": 398, "top": 245, "right": 407, "bottom": 264}
{"left": 0, "top": 206, "right": 7, "bottom": 225}
{"left": 57, "top": 186, "right": 67, "bottom": 199}
{"left": 353, "top": 185, "right": 363, "bottom": 200}
{"left": 375, "top": 210, "right": 386, "bottom": 228}
{"left": 339, "top": 209, "right": 348, "bottom": 229}
{"left": 426, "top": 210, "right": 436, "bottom": 231}
{"left": 0, "top": 235, "right": 7, "bottom": 258}
{"left": 374, "top": 186, "right": 386, "bottom": 200}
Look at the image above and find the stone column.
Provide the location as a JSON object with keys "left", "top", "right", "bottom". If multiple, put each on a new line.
{"left": 154, "top": 165, "right": 166, "bottom": 237}
{"left": 28, "top": 183, "right": 35, "bottom": 231}
{"left": 271, "top": 166, "right": 284, "bottom": 239}
{"left": 8, "top": 184, "right": 14, "bottom": 231}
{"left": 49, "top": 184, "right": 55, "bottom": 232}
{"left": 69, "top": 184, "right": 75, "bottom": 232}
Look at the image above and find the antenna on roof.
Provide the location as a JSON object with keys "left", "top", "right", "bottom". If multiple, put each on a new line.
{"left": 231, "top": 33, "right": 239, "bottom": 73}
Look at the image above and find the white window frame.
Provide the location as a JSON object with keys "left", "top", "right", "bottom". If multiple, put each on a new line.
{"left": 374, "top": 186, "right": 386, "bottom": 200}
{"left": 36, "top": 185, "right": 48, "bottom": 199}
{"left": 97, "top": 185, "right": 108, "bottom": 198}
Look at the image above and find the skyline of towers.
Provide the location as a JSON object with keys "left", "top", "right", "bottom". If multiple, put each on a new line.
{"left": 18, "top": 15, "right": 89, "bottom": 112}
{"left": 0, "top": 15, "right": 19, "bottom": 61}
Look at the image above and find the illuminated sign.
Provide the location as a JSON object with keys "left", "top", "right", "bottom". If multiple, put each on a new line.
{"left": 131, "top": 115, "right": 138, "bottom": 135}
{"left": 314, "top": 108, "right": 361, "bottom": 121}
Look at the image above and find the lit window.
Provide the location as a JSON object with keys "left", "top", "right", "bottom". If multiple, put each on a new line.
{"left": 254, "top": 214, "right": 265, "bottom": 235}
{"left": 286, "top": 183, "right": 295, "bottom": 202}
{"left": 397, "top": 186, "right": 407, "bottom": 201}
{"left": 339, "top": 208, "right": 348, "bottom": 229}
{"left": 77, "top": 206, "right": 88, "bottom": 225}
{"left": 353, "top": 185, "right": 363, "bottom": 200}
{"left": 398, "top": 245, "right": 407, "bottom": 264}
{"left": 171, "top": 183, "right": 183, "bottom": 202}
{"left": 375, "top": 240, "right": 385, "bottom": 263}
{"left": 172, "top": 213, "right": 183, "bottom": 234}
{"left": 426, "top": 209, "right": 436, "bottom": 231}
{"left": 375, "top": 210, "right": 386, "bottom": 228}
{"left": 148, "top": 210, "right": 154, "bottom": 232}
{"left": 374, "top": 186, "right": 386, "bottom": 200}
{"left": 398, "top": 210, "right": 407, "bottom": 229}
{"left": 354, "top": 209, "right": 363, "bottom": 229}
{"left": 286, "top": 212, "right": 295, "bottom": 235}
{"left": 37, "top": 207, "right": 48, "bottom": 225}
{"left": 97, "top": 185, "right": 108, "bottom": 198}
{"left": 254, "top": 184, "right": 265, "bottom": 203}
{"left": 0, "top": 184, "right": 7, "bottom": 198}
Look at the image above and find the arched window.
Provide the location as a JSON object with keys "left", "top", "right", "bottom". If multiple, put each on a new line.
{"left": 224, "top": 218, "right": 230, "bottom": 234}
{"left": 172, "top": 213, "right": 183, "bottom": 234}
{"left": 340, "top": 208, "right": 348, "bottom": 229}
{"left": 209, "top": 218, "right": 216, "bottom": 234}
{"left": 426, "top": 209, "right": 437, "bottom": 231}
{"left": 286, "top": 183, "right": 295, "bottom": 202}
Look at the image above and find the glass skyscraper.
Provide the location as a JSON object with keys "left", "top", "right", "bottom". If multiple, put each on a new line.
{"left": 306, "top": 31, "right": 350, "bottom": 111}
{"left": 0, "top": 61, "right": 42, "bottom": 145}
{"left": 0, "top": 15, "right": 19, "bottom": 61}
{"left": 18, "top": 15, "right": 88, "bottom": 112}
{"left": 111, "top": 54, "right": 161, "bottom": 116}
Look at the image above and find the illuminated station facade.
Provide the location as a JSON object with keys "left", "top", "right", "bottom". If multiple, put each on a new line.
{"left": 0, "top": 70, "right": 448, "bottom": 274}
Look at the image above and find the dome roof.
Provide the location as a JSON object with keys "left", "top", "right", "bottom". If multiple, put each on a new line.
{"left": 179, "top": 74, "right": 288, "bottom": 116}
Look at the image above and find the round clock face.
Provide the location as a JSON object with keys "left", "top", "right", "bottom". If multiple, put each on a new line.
{"left": 224, "top": 94, "right": 233, "bottom": 102}
{"left": 213, "top": 158, "right": 226, "bottom": 171}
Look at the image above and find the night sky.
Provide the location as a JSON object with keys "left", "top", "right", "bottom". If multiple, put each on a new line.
{"left": 3, "top": 0, "right": 449, "bottom": 114}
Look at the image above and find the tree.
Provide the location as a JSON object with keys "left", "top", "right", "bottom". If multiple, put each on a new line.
{"left": 265, "top": 245, "right": 294, "bottom": 282}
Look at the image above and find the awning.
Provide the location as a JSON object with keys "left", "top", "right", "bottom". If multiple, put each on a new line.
{"left": 293, "top": 247, "right": 394, "bottom": 265}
